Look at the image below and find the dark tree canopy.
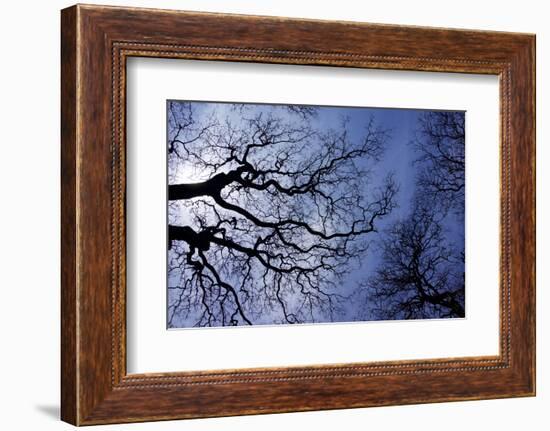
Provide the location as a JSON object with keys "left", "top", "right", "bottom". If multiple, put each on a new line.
{"left": 363, "top": 110, "right": 465, "bottom": 320}
{"left": 366, "top": 205, "right": 465, "bottom": 320}
{"left": 167, "top": 102, "right": 397, "bottom": 327}
{"left": 414, "top": 111, "right": 465, "bottom": 216}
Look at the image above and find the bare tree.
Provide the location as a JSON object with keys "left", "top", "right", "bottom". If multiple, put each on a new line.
{"left": 414, "top": 111, "right": 465, "bottom": 216}
{"left": 167, "top": 101, "right": 397, "bottom": 327}
{"left": 365, "top": 204, "right": 465, "bottom": 320}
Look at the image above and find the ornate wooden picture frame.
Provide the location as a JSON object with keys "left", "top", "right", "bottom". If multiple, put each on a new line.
{"left": 61, "top": 4, "right": 535, "bottom": 425}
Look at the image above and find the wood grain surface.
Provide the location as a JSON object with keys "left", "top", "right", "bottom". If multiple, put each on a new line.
{"left": 61, "top": 4, "right": 535, "bottom": 425}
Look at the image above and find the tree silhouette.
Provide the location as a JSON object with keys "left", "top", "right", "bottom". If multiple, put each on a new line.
{"left": 365, "top": 204, "right": 465, "bottom": 320}
{"left": 414, "top": 111, "right": 465, "bottom": 216}
{"left": 362, "top": 110, "right": 466, "bottom": 320}
{"left": 167, "top": 102, "right": 397, "bottom": 327}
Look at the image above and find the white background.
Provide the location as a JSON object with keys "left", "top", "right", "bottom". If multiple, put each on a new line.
{"left": 127, "top": 59, "right": 499, "bottom": 373}
{"left": 0, "top": 0, "right": 547, "bottom": 430}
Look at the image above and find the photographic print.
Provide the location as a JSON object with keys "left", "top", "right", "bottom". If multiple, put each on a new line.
{"left": 167, "top": 100, "right": 465, "bottom": 328}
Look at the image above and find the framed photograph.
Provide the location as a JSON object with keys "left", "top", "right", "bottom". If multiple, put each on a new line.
{"left": 61, "top": 4, "right": 536, "bottom": 425}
